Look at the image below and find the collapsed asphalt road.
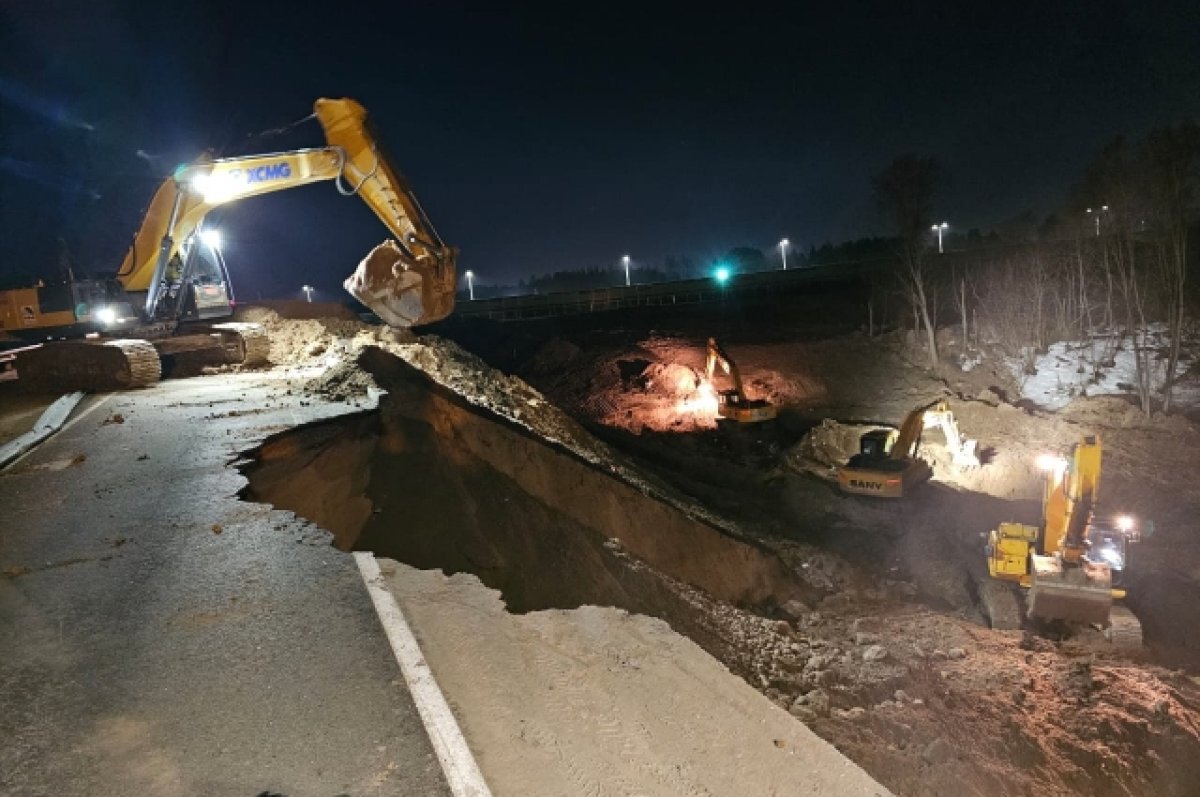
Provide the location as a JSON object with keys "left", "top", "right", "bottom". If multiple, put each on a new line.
{"left": 0, "top": 374, "right": 451, "bottom": 796}
{"left": 0, "top": 352, "right": 890, "bottom": 797}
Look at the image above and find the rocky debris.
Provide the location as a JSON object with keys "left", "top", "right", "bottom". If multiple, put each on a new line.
{"left": 303, "top": 359, "right": 379, "bottom": 402}
{"left": 862, "top": 644, "right": 889, "bottom": 662}
{"left": 778, "top": 598, "right": 811, "bottom": 621}
{"left": 921, "top": 737, "right": 955, "bottom": 766}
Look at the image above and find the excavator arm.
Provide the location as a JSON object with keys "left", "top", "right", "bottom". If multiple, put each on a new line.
{"left": 703, "top": 338, "right": 776, "bottom": 423}
{"left": 117, "top": 98, "right": 455, "bottom": 327}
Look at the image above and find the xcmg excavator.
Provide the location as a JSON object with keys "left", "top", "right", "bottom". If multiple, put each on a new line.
{"left": 3, "top": 97, "right": 455, "bottom": 391}
{"left": 704, "top": 337, "right": 776, "bottom": 423}
{"left": 983, "top": 436, "right": 1142, "bottom": 646}
{"left": 836, "top": 399, "right": 978, "bottom": 497}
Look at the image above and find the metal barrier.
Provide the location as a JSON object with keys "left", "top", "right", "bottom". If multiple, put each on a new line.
{"left": 454, "top": 263, "right": 867, "bottom": 322}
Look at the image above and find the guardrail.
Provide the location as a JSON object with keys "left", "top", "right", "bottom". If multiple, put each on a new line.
{"left": 454, "top": 262, "right": 870, "bottom": 322}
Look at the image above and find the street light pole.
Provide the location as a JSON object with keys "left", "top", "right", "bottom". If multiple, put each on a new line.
{"left": 779, "top": 238, "right": 789, "bottom": 270}
{"left": 931, "top": 222, "right": 949, "bottom": 254}
{"left": 622, "top": 255, "right": 631, "bottom": 287}
{"left": 1086, "top": 205, "right": 1109, "bottom": 237}
{"left": 465, "top": 270, "right": 475, "bottom": 300}
{"left": 302, "top": 285, "right": 313, "bottom": 303}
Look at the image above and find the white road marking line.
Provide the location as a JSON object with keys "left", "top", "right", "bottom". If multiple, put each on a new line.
{"left": 54, "top": 393, "right": 112, "bottom": 435}
{"left": 1, "top": 394, "right": 111, "bottom": 470}
{"left": 354, "top": 551, "right": 492, "bottom": 797}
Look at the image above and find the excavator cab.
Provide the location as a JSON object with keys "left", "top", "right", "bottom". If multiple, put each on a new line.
{"left": 154, "top": 230, "right": 234, "bottom": 323}
{"left": 856, "top": 428, "right": 898, "bottom": 458}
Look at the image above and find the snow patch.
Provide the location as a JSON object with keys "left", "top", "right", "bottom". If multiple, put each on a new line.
{"left": 1008, "top": 325, "right": 1194, "bottom": 410}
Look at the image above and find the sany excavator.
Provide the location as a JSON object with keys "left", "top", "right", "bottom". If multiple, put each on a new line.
{"left": 984, "top": 436, "right": 1142, "bottom": 645}
{"left": 704, "top": 337, "right": 776, "bottom": 423}
{"left": 4, "top": 98, "right": 455, "bottom": 391}
{"left": 837, "top": 399, "right": 978, "bottom": 497}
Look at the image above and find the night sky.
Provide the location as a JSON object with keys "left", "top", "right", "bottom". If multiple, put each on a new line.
{"left": 3, "top": 1, "right": 1199, "bottom": 300}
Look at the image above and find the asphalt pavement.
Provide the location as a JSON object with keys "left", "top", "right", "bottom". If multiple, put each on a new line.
{"left": 0, "top": 373, "right": 451, "bottom": 796}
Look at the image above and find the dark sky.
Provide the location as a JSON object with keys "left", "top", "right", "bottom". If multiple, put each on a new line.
{"left": 2, "top": 1, "right": 1199, "bottom": 299}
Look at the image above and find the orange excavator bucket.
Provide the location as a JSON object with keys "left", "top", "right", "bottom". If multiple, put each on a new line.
{"left": 344, "top": 240, "right": 457, "bottom": 327}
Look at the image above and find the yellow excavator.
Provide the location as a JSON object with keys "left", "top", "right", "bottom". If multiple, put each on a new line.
{"left": 3, "top": 98, "right": 455, "bottom": 391}
{"left": 836, "top": 399, "right": 977, "bottom": 497}
{"left": 704, "top": 337, "right": 776, "bottom": 423}
{"left": 983, "top": 436, "right": 1142, "bottom": 645}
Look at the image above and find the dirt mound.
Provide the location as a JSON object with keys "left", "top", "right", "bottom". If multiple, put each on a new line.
{"left": 239, "top": 300, "right": 361, "bottom": 321}
{"left": 233, "top": 307, "right": 379, "bottom": 366}
{"left": 304, "top": 359, "right": 379, "bottom": 402}
{"left": 785, "top": 418, "right": 880, "bottom": 477}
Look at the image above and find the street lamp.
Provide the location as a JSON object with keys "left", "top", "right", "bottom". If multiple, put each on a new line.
{"left": 465, "top": 269, "right": 475, "bottom": 300}
{"left": 931, "top": 222, "right": 949, "bottom": 254}
{"left": 302, "top": 285, "right": 314, "bottom": 303}
{"left": 199, "top": 229, "right": 222, "bottom": 249}
{"left": 779, "top": 238, "right": 790, "bottom": 270}
{"left": 622, "top": 255, "right": 631, "bottom": 287}
{"left": 1086, "top": 205, "right": 1109, "bottom": 237}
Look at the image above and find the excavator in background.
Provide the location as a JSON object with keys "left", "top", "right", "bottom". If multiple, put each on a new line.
{"left": 3, "top": 97, "right": 456, "bottom": 391}
{"left": 704, "top": 337, "right": 776, "bottom": 423}
{"left": 984, "top": 436, "right": 1143, "bottom": 645}
{"left": 836, "top": 399, "right": 978, "bottom": 497}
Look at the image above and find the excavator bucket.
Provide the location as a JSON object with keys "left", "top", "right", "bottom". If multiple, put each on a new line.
{"left": 344, "top": 240, "right": 457, "bottom": 328}
{"left": 1027, "top": 555, "right": 1113, "bottom": 626}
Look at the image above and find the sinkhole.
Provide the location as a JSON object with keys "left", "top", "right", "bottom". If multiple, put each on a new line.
{"left": 238, "top": 346, "right": 807, "bottom": 655}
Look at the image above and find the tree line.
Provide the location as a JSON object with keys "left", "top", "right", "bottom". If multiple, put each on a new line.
{"left": 873, "top": 122, "right": 1200, "bottom": 416}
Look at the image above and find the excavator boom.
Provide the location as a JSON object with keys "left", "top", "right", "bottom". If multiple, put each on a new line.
{"left": 119, "top": 97, "right": 455, "bottom": 328}
{"left": 10, "top": 97, "right": 453, "bottom": 392}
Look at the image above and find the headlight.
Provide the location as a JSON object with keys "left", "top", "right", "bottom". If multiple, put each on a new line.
{"left": 1036, "top": 454, "right": 1067, "bottom": 473}
{"left": 95, "top": 307, "right": 117, "bottom": 325}
{"left": 1097, "top": 545, "right": 1124, "bottom": 568}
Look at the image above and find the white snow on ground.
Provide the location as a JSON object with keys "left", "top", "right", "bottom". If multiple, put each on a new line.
{"left": 1007, "top": 324, "right": 1197, "bottom": 410}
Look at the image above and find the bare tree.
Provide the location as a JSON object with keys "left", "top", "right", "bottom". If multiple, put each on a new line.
{"left": 1143, "top": 122, "right": 1200, "bottom": 411}
{"left": 873, "top": 155, "right": 943, "bottom": 368}
{"left": 1086, "top": 138, "right": 1157, "bottom": 415}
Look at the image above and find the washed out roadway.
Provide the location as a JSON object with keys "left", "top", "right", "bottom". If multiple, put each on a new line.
{"left": 0, "top": 372, "right": 450, "bottom": 796}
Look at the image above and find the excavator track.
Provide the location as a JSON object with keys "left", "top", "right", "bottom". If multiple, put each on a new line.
{"left": 1105, "top": 605, "right": 1143, "bottom": 649}
{"left": 213, "top": 323, "right": 270, "bottom": 367}
{"left": 15, "top": 339, "right": 162, "bottom": 392}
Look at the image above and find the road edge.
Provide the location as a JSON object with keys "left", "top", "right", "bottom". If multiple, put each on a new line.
{"left": 353, "top": 551, "right": 492, "bottom": 797}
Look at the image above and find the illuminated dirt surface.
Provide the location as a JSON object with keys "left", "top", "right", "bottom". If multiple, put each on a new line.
{"left": 235, "top": 304, "right": 1200, "bottom": 796}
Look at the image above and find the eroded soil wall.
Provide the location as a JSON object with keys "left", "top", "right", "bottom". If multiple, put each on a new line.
{"left": 240, "top": 347, "right": 803, "bottom": 624}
